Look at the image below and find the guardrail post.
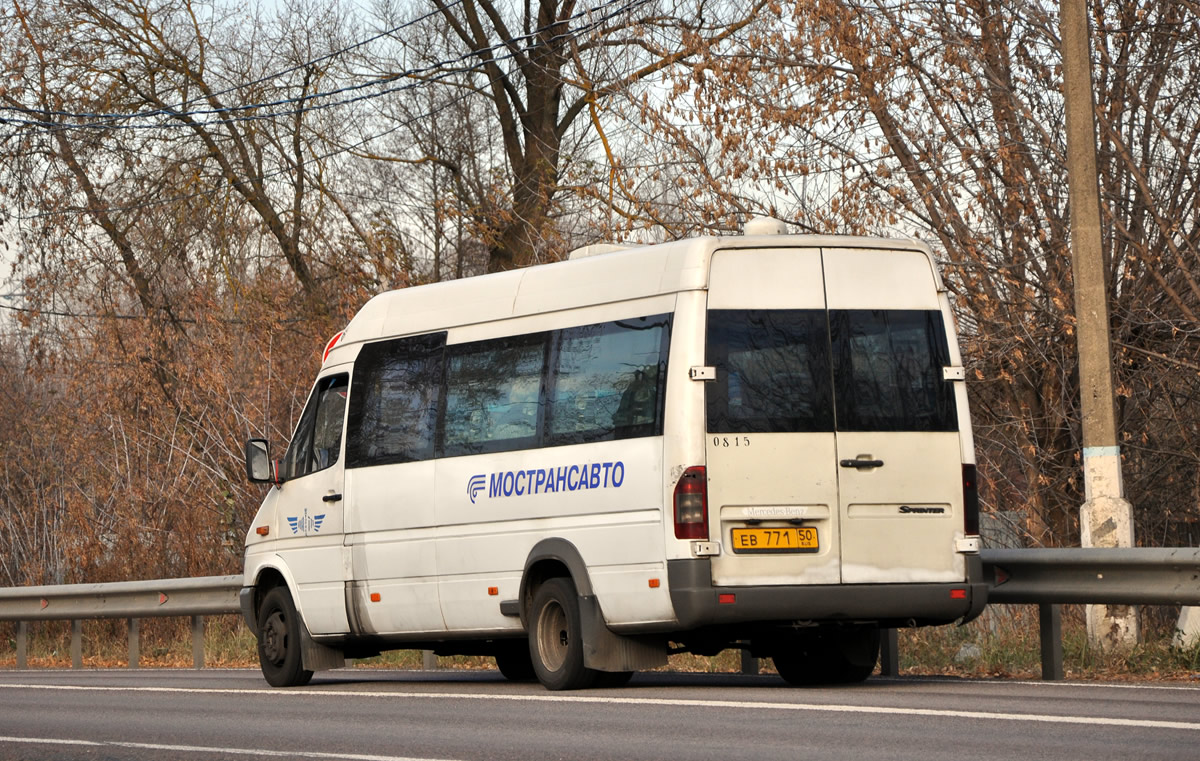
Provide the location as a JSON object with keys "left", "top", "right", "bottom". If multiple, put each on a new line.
{"left": 879, "top": 629, "right": 899, "bottom": 676}
{"left": 16, "top": 621, "right": 28, "bottom": 668}
{"left": 191, "top": 615, "right": 204, "bottom": 669}
{"left": 1039, "top": 603, "right": 1063, "bottom": 681}
{"left": 422, "top": 650, "right": 437, "bottom": 670}
{"left": 71, "top": 620, "right": 82, "bottom": 669}
{"left": 127, "top": 618, "right": 139, "bottom": 668}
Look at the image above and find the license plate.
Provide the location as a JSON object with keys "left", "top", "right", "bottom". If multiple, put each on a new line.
{"left": 731, "top": 527, "right": 819, "bottom": 554}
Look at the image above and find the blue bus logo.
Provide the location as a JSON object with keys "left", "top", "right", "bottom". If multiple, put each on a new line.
{"left": 286, "top": 510, "right": 326, "bottom": 535}
{"left": 467, "top": 474, "right": 488, "bottom": 504}
{"left": 467, "top": 462, "right": 625, "bottom": 503}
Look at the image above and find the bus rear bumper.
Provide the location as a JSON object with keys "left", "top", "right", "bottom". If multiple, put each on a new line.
{"left": 666, "top": 557, "right": 988, "bottom": 630}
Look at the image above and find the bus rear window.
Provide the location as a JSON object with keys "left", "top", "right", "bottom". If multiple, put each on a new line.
{"left": 830, "top": 310, "right": 957, "bottom": 432}
{"left": 706, "top": 309, "right": 957, "bottom": 434}
{"left": 706, "top": 309, "right": 834, "bottom": 434}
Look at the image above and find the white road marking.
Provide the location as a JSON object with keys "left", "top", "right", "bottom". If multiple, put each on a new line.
{"left": 0, "top": 734, "right": 460, "bottom": 761}
{"left": 3, "top": 682, "right": 1200, "bottom": 732}
{"left": 872, "top": 675, "right": 1200, "bottom": 692}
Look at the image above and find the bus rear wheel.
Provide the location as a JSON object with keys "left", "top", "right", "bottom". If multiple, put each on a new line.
{"left": 592, "top": 670, "right": 634, "bottom": 688}
{"left": 256, "top": 586, "right": 314, "bottom": 688}
{"left": 772, "top": 626, "right": 880, "bottom": 686}
{"left": 494, "top": 641, "right": 536, "bottom": 682}
{"left": 529, "top": 578, "right": 597, "bottom": 690}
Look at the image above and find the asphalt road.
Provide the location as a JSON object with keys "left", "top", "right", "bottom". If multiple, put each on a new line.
{"left": 1, "top": 668, "right": 1198, "bottom": 761}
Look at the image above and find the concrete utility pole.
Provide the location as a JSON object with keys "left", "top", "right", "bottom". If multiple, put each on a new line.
{"left": 1060, "top": 0, "right": 1139, "bottom": 649}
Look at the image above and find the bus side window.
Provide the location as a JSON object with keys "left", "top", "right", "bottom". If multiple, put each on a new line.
{"left": 547, "top": 315, "right": 670, "bottom": 444}
{"left": 442, "top": 336, "right": 547, "bottom": 457}
{"left": 311, "top": 380, "right": 348, "bottom": 471}
{"left": 346, "top": 333, "right": 445, "bottom": 468}
{"left": 281, "top": 374, "right": 349, "bottom": 480}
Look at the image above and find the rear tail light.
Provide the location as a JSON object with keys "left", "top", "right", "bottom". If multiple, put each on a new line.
{"left": 962, "top": 463, "right": 980, "bottom": 535}
{"left": 673, "top": 466, "right": 708, "bottom": 540}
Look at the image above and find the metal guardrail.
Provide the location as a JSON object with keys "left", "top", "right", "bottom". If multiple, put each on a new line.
{"left": 878, "top": 548, "right": 1200, "bottom": 680}
{"left": 0, "top": 576, "right": 242, "bottom": 621}
{"left": 982, "top": 547, "right": 1200, "bottom": 606}
{"left": 0, "top": 576, "right": 241, "bottom": 669}
{"left": 978, "top": 547, "right": 1200, "bottom": 681}
{"left": 3, "top": 548, "right": 1198, "bottom": 679}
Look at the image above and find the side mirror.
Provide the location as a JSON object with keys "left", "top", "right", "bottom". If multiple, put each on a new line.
{"left": 245, "top": 439, "right": 280, "bottom": 484}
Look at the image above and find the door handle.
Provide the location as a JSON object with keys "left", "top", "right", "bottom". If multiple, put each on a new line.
{"left": 840, "top": 459, "right": 884, "bottom": 469}
{"left": 322, "top": 493, "right": 343, "bottom": 503}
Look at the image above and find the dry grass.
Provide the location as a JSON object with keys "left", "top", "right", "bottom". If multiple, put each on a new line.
{"left": 4, "top": 606, "right": 1198, "bottom": 680}
{"left": 895, "top": 604, "right": 1200, "bottom": 681}
{"left": 0, "top": 616, "right": 257, "bottom": 669}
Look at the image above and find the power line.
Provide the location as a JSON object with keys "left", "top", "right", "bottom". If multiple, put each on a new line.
{"left": 0, "top": 0, "right": 462, "bottom": 129}
{"left": 9, "top": 0, "right": 658, "bottom": 221}
{"left": 0, "top": 301, "right": 142, "bottom": 320}
{"left": 10, "top": 63, "right": 487, "bottom": 221}
{"left": 0, "top": 299, "right": 313, "bottom": 324}
{"left": 0, "top": 0, "right": 651, "bottom": 134}
{"left": 187, "top": 0, "right": 467, "bottom": 114}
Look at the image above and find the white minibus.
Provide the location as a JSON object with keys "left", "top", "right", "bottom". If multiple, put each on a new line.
{"left": 241, "top": 219, "right": 986, "bottom": 690}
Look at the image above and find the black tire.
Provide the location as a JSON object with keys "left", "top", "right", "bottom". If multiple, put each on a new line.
{"left": 528, "top": 577, "right": 597, "bottom": 690}
{"left": 772, "top": 627, "right": 880, "bottom": 686}
{"left": 494, "top": 641, "right": 537, "bottom": 682}
{"left": 256, "top": 586, "right": 314, "bottom": 688}
{"left": 592, "top": 670, "right": 634, "bottom": 688}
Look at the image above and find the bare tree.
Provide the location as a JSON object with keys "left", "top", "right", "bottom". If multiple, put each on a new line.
{"left": 0, "top": 0, "right": 393, "bottom": 581}
{"left": 687, "top": 0, "right": 1200, "bottom": 546}
{"left": 352, "top": 0, "right": 771, "bottom": 271}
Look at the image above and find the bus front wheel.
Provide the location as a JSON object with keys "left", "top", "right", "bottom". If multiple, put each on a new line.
{"left": 256, "top": 586, "right": 315, "bottom": 688}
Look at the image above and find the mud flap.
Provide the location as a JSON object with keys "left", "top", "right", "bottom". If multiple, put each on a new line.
{"left": 300, "top": 621, "right": 345, "bottom": 672}
{"left": 578, "top": 594, "right": 667, "bottom": 672}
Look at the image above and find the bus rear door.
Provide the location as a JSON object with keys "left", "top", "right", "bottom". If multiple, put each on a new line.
{"left": 822, "top": 247, "right": 965, "bottom": 584}
{"left": 704, "top": 248, "right": 841, "bottom": 587}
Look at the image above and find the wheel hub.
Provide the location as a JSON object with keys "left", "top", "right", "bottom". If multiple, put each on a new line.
{"left": 261, "top": 611, "right": 288, "bottom": 665}
{"left": 537, "top": 600, "right": 568, "bottom": 672}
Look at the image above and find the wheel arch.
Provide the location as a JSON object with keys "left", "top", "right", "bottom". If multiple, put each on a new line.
{"left": 243, "top": 558, "right": 301, "bottom": 630}
{"left": 245, "top": 560, "right": 343, "bottom": 675}
{"left": 518, "top": 538, "right": 594, "bottom": 626}
{"left": 519, "top": 538, "right": 667, "bottom": 677}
